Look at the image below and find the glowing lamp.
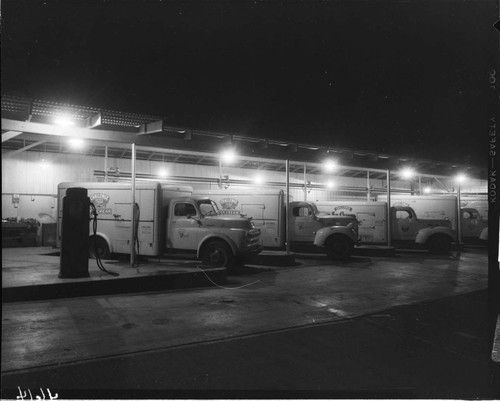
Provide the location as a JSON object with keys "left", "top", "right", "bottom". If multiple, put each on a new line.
{"left": 455, "top": 173, "right": 467, "bottom": 183}
{"left": 158, "top": 169, "right": 168, "bottom": 178}
{"left": 400, "top": 167, "right": 416, "bottom": 180}
{"left": 323, "top": 159, "right": 338, "bottom": 172}
{"left": 254, "top": 173, "right": 265, "bottom": 185}
{"left": 326, "top": 180, "right": 336, "bottom": 189}
{"left": 68, "top": 138, "right": 85, "bottom": 149}
{"left": 221, "top": 149, "right": 237, "bottom": 164}
{"left": 54, "top": 116, "right": 75, "bottom": 126}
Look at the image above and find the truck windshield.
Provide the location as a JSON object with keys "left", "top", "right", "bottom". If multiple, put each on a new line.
{"left": 310, "top": 203, "right": 320, "bottom": 216}
{"left": 198, "top": 199, "right": 220, "bottom": 217}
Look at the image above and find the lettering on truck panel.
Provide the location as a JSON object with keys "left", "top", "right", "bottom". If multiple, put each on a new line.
{"left": 218, "top": 197, "right": 242, "bottom": 215}
{"left": 89, "top": 193, "right": 112, "bottom": 215}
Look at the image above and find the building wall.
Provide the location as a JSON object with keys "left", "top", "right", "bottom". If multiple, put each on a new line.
{"left": 2, "top": 149, "right": 488, "bottom": 223}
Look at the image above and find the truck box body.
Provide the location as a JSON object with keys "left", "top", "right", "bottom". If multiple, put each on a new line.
{"left": 194, "top": 189, "right": 287, "bottom": 248}
{"left": 315, "top": 201, "right": 387, "bottom": 244}
{"left": 57, "top": 182, "right": 193, "bottom": 256}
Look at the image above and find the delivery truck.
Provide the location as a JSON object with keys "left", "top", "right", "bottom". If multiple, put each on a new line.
{"left": 458, "top": 195, "right": 488, "bottom": 243}
{"left": 460, "top": 207, "right": 488, "bottom": 243}
{"left": 315, "top": 201, "right": 388, "bottom": 244}
{"left": 379, "top": 194, "right": 488, "bottom": 243}
{"left": 377, "top": 195, "right": 457, "bottom": 252}
{"left": 459, "top": 196, "right": 488, "bottom": 221}
{"left": 317, "top": 198, "right": 457, "bottom": 253}
{"left": 195, "top": 189, "right": 359, "bottom": 260}
{"left": 57, "top": 182, "right": 263, "bottom": 267}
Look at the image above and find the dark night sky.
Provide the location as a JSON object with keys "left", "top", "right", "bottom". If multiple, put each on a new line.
{"left": 1, "top": 0, "right": 498, "bottom": 167}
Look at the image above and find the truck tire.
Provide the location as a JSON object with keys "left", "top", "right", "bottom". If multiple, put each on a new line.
{"left": 201, "top": 240, "right": 234, "bottom": 268}
{"left": 89, "top": 235, "right": 111, "bottom": 259}
{"left": 326, "top": 235, "right": 353, "bottom": 261}
{"left": 427, "top": 234, "right": 452, "bottom": 254}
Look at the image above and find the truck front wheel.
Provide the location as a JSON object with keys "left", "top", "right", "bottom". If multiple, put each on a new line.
{"left": 326, "top": 235, "right": 353, "bottom": 261}
{"left": 427, "top": 234, "right": 452, "bottom": 254}
{"left": 89, "top": 235, "right": 111, "bottom": 259}
{"left": 201, "top": 240, "right": 234, "bottom": 268}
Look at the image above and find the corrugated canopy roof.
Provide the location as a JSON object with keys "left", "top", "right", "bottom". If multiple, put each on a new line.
{"left": 1, "top": 95, "right": 485, "bottom": 181}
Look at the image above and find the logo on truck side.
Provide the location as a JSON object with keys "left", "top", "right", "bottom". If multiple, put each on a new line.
{"left": 219, "top": 198, "right": 241, "bottom": 215}
{"left": 333, "top": 205, "right": 353, "bottom": 216}
{"left": 90, "top": 193, "right": 112, "bottom": 214}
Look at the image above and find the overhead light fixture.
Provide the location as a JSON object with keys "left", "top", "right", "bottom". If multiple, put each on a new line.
{"left": 40, "top": 158, "right": 50, "bottom": 169}
{"left": 455, "top": 173, "right": 467, "bottom": 183}
{"left": 158, "top": 168, "right": 168, "bottom": 179}
{"left": 254, "top": 173, "right": 265, "bottom": 185}
{"left": 400, "top": 167, "right": 416, "bottom": 180}
{"left": 325, "top": 180, "right": 336, "bottom": 189}
{"left": 423, "top": 186, "right": 432, "bottom": 194}
{"left": 221, "top": 149, "right": 237, "bottom": 164}
{"left": 323, "top": 159, "right": 338, "bottom": 173}
{"left": 54, "top": 116, "right": 75, "bottom": 127}
{"left": 68, "top": 138, "right": 85, "bottom": 149}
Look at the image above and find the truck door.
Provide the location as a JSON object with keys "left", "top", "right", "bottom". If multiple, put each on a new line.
{"left": 392, "top": 208, "right": 416, "bottom": 241}
{"left": 289, "top": 204, "right": 319, "bottom": 243}
{"left": 461, "top": 209, "right": 480, "bottom": 238}
{"left": 168, "top": 201, "right": 200, "bottom": 250}
{"left": 112, "top": 202, "right": 133, "bottom": 253}
{"left": 357, "top": 211, "right": 378, "bottom": 243}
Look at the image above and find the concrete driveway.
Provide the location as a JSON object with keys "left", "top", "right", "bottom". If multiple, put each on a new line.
{"left": 2, "top": 248, "right": 487, "bottom": 372}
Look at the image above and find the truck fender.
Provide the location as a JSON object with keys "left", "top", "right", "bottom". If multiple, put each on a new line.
{"left": 197, "top": 233, "right": 239, "bottom": 259}
{"left": 89, "top": 231, "right": 113, "bottom": 255}
{"left": 479, "top": 227, "right": 489, "bottom": 241}
{"left": 313, "top": 226, "right": 358, "bottom": 247}
{"left": 415, "top": 227, "right": 455, "bottom": 245}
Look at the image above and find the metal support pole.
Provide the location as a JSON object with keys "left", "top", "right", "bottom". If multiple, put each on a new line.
{"left": 367, "top": 171, "right": 370, "bottom": 201}
{"left": 104, "top": 146, "right": 108, "bottom": 182}
{"left": 286, "top": 159, "right": 291, "bottom": 254}
{"left": 457, "top": 182, "right": 462, "bottom": 246}
{"left": 303, "top": 163, "right": 307, "bottom": 201}
{"left": 219, "top": 158, "right": 223, "bottom": 189}
{"left": 387, "top": 169, "right": 392, "bottom": 247}
{"left": 418, "top": 175, "right": 422, "bottom": 195}
{"left": 130, "top": 143, "right": 136, "bottom": 267}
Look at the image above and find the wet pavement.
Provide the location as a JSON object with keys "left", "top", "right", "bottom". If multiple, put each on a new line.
{"left": 1, "top": 247, "right": 229, "bottom": 302}
{"left": 1, "top": 246, "right": 498, "bottom": 398}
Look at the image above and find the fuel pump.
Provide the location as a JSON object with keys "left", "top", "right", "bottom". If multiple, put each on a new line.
{"left": 59, "top": 187, "right": 90, "bottom": 278}
{"left": 59, "top": 187, "right": 118, "bottom": 278}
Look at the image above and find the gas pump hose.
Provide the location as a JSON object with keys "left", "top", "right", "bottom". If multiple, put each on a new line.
{"left": 90, "top": 203, "right": 119, "bottom": 277}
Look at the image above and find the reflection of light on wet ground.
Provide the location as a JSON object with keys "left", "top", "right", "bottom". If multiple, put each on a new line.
{"left": 201, "top": 311, "right": 236, "bottom": 326}
{"left": 327, "top": 308, "right": 349, "bottom": 317}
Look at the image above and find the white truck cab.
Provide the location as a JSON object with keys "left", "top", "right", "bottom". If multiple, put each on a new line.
{"left": 289, "top": 201, "right": 359, "bottom": 259}
{"left": 460, "top": 207, "right": 488, "bottom": 243}
{"left": 391, "top": 206, "right": 456, "bottom": 253}
{"left": 166, "top": 196, "right": 262, "bottom": 266}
